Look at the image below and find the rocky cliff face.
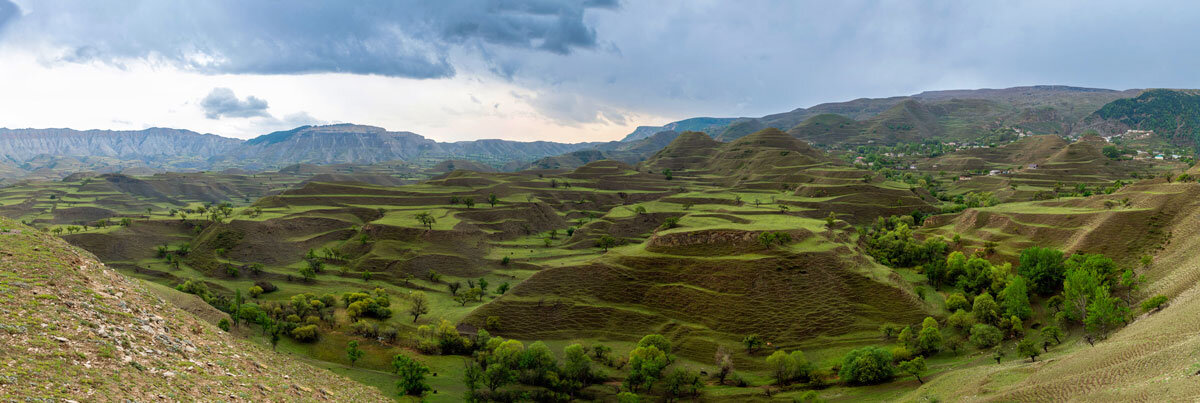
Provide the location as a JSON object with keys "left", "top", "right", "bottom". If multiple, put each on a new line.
{"left": 0, "top": 127, "right": 241, "bottom": 161}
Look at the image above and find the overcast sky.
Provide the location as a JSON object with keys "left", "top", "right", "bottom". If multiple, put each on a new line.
{"left": 0, "top": 0, "right": 1198, "bottom": 142}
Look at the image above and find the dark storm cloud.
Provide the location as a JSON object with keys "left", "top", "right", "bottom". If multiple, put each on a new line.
{"left": 0, "top": 0, "right": 613, "bottom": 78}
{"left": 437, "top": 0, "right": 615, "bottom": 54}
{"left": 200, "top": 88, "right": 270, "bottom": 119}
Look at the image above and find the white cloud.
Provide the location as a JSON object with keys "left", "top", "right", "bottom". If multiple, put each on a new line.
{"left": 200, "top": 88, "right": 269, "bottom": 119}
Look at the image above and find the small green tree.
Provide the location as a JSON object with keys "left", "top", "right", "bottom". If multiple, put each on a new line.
{"left": 563, "top": 343, "right": 595, "bottom": 388}
{"left": 969, "top": 324, "right": 1003, "bottom": 348}
{"left": 298, "top": 265, "right": 316, "bottom": 282}
{"left": 742, "top": 334, "right": 765, "bottom": 354}
{"left": 1017, "top": 337, "right": 1040, "bottom": 362}
{"left": 392, "top": 354, "right": 431, "bottom": 396}
{"left": 947, "top": 309, "right": 974, "bottom": 333}
{"left": 488, "top": 193, "right": 499, "bottom": 207}
{"left": 415, "top": 212, "right": 436, "bottom": 229}
{"left": 637, "top": 334, "right": 672, "bottom": 354}
{"left": 596, "top": 234, "right": 618, "bottom": 252}
{"left": 291, "top": 325, "right": 318, "bottom": 342}
{"left": 218, "top": 318, "right": 231, "bottom": 332}
{"left": 766, "top": 350, "right": 796, "bottom": 384}
{"left": 1141, "top": 295, "right": 1168, "bottom": 312}
{"left": 879, "top": 323, "right": 902, "bottom": 339}
{"left": 484, "top": 364, "right": 516, "bottom": 392}
{"left": 347, "top": 340, "right": 364, "bottom": 366}
{"left": 972, "top": 292, "right": 1000, "bottom": 325}
{"left": 409, "top": 291, "right": 430, "bottom": 323}
{"left": 838, "top": 346, "right": 894, "bottom": 385}
{"left": 897, "top": 325, "right": 916, "bottom": 349}
{"left": 625, "top": 345, "right": 669, "bottom": 392}
{"left": 463, "top": 360, "right": 484, "bottom": 400}
{"left": 766, "top": 349, "right": 813, "bottom": 385}
{"left": 945, "top": 293, "right": 970, "bottom": 311}
{"left": 662, "top": 367, "right": 703, "bottom": 399}
{"left": 917, "top": 317, "right": 943, "bottom": 355}
{"left": 897, "top": 356, "right": 927, "bottom": 383}
{"left": 454, "top": 288, "right": 482, "bottom": 306}
{"left": 1084, "top": 286, "right": 1127, "bottom": 337}
{"left": 1040, "top": 325, "right": 1063, "bottom": 346}
{"left": 1001, "top": 276, "right": 1033, "bottom": 320}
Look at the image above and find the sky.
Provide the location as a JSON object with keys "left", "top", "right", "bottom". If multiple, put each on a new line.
{"left": 0, "top": 1, "right": 1199, "bottom": 143}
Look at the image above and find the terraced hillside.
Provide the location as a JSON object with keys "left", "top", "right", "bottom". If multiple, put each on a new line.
{"left": 897, "top": 180, "right": 1200, "bottom": 401}
{"left": 0, "top": 162, "right": 430, "bottom": 228}
{"left": 643, "top": 129, "right": 938, "bottom": 221}
{"left": 919, "top": 135, "right": 1183, "bottom": 202}
{"left": 0, "top": 217, "right": 386, "bottom": 401}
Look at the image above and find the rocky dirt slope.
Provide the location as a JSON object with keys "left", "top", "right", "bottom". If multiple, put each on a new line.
{"left": 0, "top": 217, "right": 388, "bottom": 401}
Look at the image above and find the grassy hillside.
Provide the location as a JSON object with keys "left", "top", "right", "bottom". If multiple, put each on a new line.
{"left": 900, "top": 180, "right": 1200, "bottom": 401}
{"left": 0, "top": 216, "right": 387, "bottom": 401}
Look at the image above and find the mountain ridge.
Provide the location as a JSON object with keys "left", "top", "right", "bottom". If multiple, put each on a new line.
{"left": 626, "top": 85, "right": 1145, "bottom": 145}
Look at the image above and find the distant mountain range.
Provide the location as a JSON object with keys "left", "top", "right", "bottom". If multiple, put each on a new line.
{"left": 622, "top": 85, "right": 1145, "bottom": 145}
{"left": 4, "top": 85, "right": 1200, "bottom": 184}
{"left": 0, "top": 124, "right": 600, "bottom": 182}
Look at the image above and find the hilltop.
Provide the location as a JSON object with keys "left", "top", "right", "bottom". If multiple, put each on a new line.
{"left": 0, "top": 216, "right": 386, "bottom": 401}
